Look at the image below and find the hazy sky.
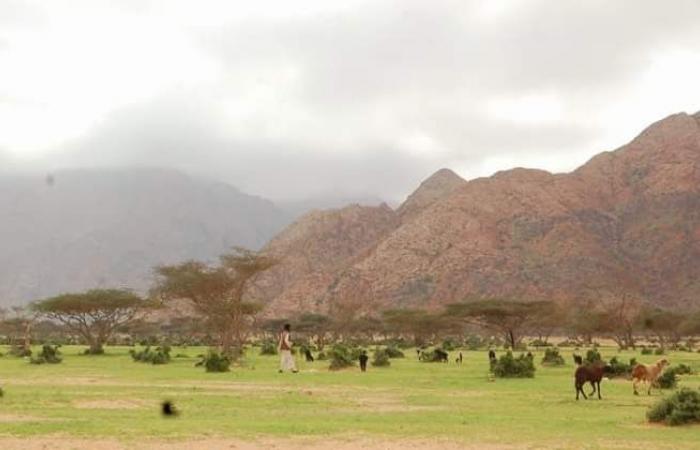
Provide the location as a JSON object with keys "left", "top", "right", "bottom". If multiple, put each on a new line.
{"left": 2, "top": 0, "right": 700, "bottom": 201}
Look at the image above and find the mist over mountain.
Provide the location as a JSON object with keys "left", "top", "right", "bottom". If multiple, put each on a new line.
{"left": 0, "top": 168, "right": 291, "bottom": 307}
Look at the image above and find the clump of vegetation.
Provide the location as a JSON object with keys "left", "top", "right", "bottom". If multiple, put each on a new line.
{"left": 647, "top": 388, "right": 700, "bottom": 426}
{"left": 419, "top": 348, "right": 448, "bottom": 363}
{"left": 383, "top": 346, "right": 405, "bottom": 358}
{"left": 316, "top": 351, "right": 327, "bottom": 361}
{"left": 371, "top": 349, "right": 391, "bottom": 367}
{"left": 441, "top": 338, "right": 459, "bottom": 351}
{"left": 674, "top": 363, "right": 694, "bottom": 375}
{"left": 328, "top": 344, "right": 355, "bottom": 370}
{"left": 260, "top": 340, "right": 278, "bottom": 356}
{"left": 130, "top": 345, "right": 171, "bottom": 365}
{"left": 654, "top": 347, "right": 666, "bottom": 355}
{"left": 530, "top": 339, "right": 552, "bottom": 348}
{"left": 605, "top": 356, "right": 635, "bottom": 378}
{"left": 29, "top": 344, "right": 62, "bottom": 364}
{"left": 585, "top": 349, "right": 602, "bottom": 364}
{"left": 541, "top": 348, "right": 565, "bottom": 366}
{"left": 656, "top": 364, "right": 695, "bottom": 389}
{"left": 640, "top": 347, "right": 653, "bottom": 355}
{"left": 195, "top": 350, "right": 231, "bottom": 372}
{"left": 656, "top": 369, "right": 678, "bottom": 389}
{"left": 9, "top": 345, "right": 31, "bottom": 357}
{"left": 491, "top": 351, "right": 535, "bottom": 378}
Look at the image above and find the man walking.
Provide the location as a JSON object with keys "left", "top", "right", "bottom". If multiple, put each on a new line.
{"left": 278, "top": 323, "right": 298, "bottom": 373}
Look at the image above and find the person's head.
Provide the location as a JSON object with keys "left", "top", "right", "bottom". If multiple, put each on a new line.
{"left": 283, "top": 323, "right": 291, "bottom": 332}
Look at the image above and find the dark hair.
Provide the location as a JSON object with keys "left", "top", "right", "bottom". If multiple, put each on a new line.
{"left": 283, "top": 323, "right": 291, "bottom": 331}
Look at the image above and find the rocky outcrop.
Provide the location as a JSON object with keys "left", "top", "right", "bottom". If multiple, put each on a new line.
{"left": 262, "top": 112, "right": 700, "bottom": 314}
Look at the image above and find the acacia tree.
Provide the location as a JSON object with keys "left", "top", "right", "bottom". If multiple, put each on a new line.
{"left": 296, "top": 313, "right": 332, "bottom": 350}
{"left": 0, "top": 306, "right": 36, "bottom": 353}
{"left": 446, "top": 299, "right": 552, "bottom": 349}
{"left": 637, "top": 307, "right": 684, "bottom": 348}
{"left": 153, "top": 248, "right": 275, "bottom": 357}
{"left": 32, "top": 289, "right": 144, "bottom": 354}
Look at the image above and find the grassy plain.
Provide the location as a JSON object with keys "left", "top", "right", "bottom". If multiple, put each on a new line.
{"left": 0, "top": 345, "right": 699, "bottom": 449}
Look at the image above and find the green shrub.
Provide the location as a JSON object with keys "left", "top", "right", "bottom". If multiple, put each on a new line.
{"left": 29, "top": 345, "right": 62, "bottom": 364}
{"left": 384, "top": 346, "right": 405, "bottom": 358}
{"left": 491, "top": 351, "right": 535, "bottom": 378}
{"left": 419, "top": 348, "right": 448, "bottom": 363}
{"left": 530, "top": 339, "right": 552, "bottom": 348}
{"left": 585, "top": 349, "right": 602, "bottom": 364}
{"left": 640, "top": 347, "right": 653, "bottom": 355}
{"left": 9, "top": 345, "right": 31, "bottom": 357}
{"left": 656, "top": 369, "right": 677, "bottom": 389}
{"left": 328, "top": 344, "right": 355, "bottom": 370}
{"left": 647, "top": 388, "right": 700, "bottom": 425}
{"left": 654, "top": 347, "right": 666, "bottom": 355}
{"left": 674, "top": 363, "right": 694, "bottom": 375}
{"left": 441, "top": 338, "right": 459, "bottom": 351}
{"left": 606, "top": 356, "right": 634, "bottom": 378}
{"left": 371, "top": 349, "right": 391, "bottom": 367}
{"left": 195, "top": 351, "right": 231, "bottom": 372}
{"left": 541, "top": 348, "right": 565, "bottom": 366}
{"left": 130, "top": 345, "right": 171, "bottom": 365}
{"left": 316, "top": 351, "right": 327, "bottom": 361}
{"left": 260, "top": 341, "right": 278, "bottom": 356}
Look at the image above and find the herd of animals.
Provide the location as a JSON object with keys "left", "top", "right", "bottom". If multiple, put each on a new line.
{"left": 412, "top": 347, "right": 673, "bottom": 400}
{"left": 573, "top": 355, "right": 670, "bottom": 400}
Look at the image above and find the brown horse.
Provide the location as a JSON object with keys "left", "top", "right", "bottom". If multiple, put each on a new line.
{"left": 575, "top": 363, "right": 607, "bottom": 400}
{"left": 632, "top": 359, "right": 669, "bottom": 395}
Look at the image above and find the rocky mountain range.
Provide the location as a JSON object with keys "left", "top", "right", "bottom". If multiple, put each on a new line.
{"left": 260, "top": 112, "right": 700, "bottom": 316}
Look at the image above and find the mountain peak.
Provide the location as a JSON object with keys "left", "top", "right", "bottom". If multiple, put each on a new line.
{"left": 397, "top": 168, "right": 465, "bottom": 219}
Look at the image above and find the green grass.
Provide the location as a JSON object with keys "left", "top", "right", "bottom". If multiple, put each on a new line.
{"left": 0, "top": 345, "right": 699, "bottom": 448}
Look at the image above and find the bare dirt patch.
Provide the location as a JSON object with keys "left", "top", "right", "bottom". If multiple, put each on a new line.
{"left": 73, "top": 399, "right": 146, "bottom": 410}
{"left": 0, "top": 437, "right": 521, "bottom": 450}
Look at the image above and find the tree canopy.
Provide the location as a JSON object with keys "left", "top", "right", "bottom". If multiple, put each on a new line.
{"left": 32, "top": 289, "right": 145, "bottom": 354}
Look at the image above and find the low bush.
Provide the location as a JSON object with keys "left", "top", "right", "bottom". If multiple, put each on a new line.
{"left": 674, "top": 363, "right": 694, "bottom": 375}
{"left": 260, "top": 340, "right": 278, "bottom": 356}
{"left": 606, "top": 357, "right": 635, "bottom": 378}
{"left": 656, "top": 369, "right": 678, "bottom": 389}
{"left": 647, "top": 388, "right": 700, "bottom": 425}
{"left": 316, "top": 351, "right": 327, "bottom": 361}
{"left": 419, "top": 348, "right": 449, "bottom": 363}
{"left": 640, "top": 347, "right": 653, "bottom": 355}
{"left": 9, "top": 345, "right": 31, "bottom": 357}
{"left": 195, "top": 351, "right": 231, "bottom": 372}
{"left": 29, "top": 345, "right": 62, "bottom": 364}
{"left": 530, "top": 339, "right": 552, "bottom": 348}
{"left": 654, "top": 347, "right": 666, "bottom": 355}
{"left": 371, "top": 349, "right": 391, "bottom": 367}
{"left": 585, "top": 349, "right": 602, "bottom": 364}
{"left": 541, "top": 348, "right": 565, "bottom": 366}
{"left": 384, "top": 346, "right": 405, "bottom": 358}
{"left": 130, "top": 345, "right": 171, "bottom": 365}
{"left": 328, "top": 344, "right": 355, "bottom": 371}
{"left": 491, "top": 351, "right": 535, "bottom": 378}
{"left": 441, "top": 338, "right": 460, "bottom": 351}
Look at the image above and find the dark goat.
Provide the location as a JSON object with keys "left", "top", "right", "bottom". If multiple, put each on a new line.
{"left": 575, "top": 363, "right": 608, "bottom": 400}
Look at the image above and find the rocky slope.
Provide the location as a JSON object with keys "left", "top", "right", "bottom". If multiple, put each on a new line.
{"left": 261, "top": 112, "right": 700, "bottom": 314}
{"left": 0, "top": 168, "right": 290, "bottom": 306}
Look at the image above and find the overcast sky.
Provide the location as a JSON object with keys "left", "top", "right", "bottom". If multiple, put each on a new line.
{"left": 2, "top": 0, "right": 700, "bottom": 201}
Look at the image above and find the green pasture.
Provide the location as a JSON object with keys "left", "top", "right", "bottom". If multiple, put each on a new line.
{"left": 0, "top": 345, "right": 699, "bottom": 448}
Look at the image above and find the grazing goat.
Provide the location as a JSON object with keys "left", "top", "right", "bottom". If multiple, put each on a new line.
{"left": 632, "top": 359, "right": 669, "bottom": 396}
{"left": 304, "top": 348, "right": 314, "bottom": 362}
{"left": 574, "top": 363, "right": 607, "bottom": 400}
